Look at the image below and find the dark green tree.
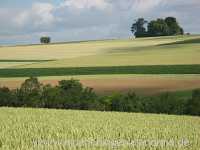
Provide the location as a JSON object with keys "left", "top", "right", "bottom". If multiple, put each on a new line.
{"left": 165, "top": 17, "right": 183, "bottom": 35}
{"left": 42, "top": 85, "right": 63, "bottom": 108}
{"left": 0, "top": 87, "right": 13, "bottom": 106}
{"left": 131, "top": 18, "right": 148, "bottom": 38}
{"left": 187, "top": 89, "right": 200, "bottom": 115}
{"left": 131, "top": 17, "right": 184, "bottom": 37}
{"left": 17, "top": 77, "right": 42, "bottom": 107}
{"left": 80, "top": 87, "right": 99, "bottom": 110}
{"left": 58, "top": 79, "right": 83, "bottom": 109}
{"left": 148, "top": 19, "right": 169, "bottom": 36}
{"left": 111, "top": 92, "right": 141, "bottom": 112}
{"left": 40, "top": 37, "right": 51, "bottom": 44}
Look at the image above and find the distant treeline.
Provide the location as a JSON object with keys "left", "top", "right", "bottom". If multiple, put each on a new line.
{"left": 131, "top": 17, "right": 184, "bottom": 38}
{"left": 0, "top": 77, "right": 200, "bottom": 116}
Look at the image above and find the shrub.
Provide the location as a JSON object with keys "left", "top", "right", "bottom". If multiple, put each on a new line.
{"left": 17, "top": 77, "right": 43, "bottom": 107}
{"left": 151, "top": 93, "right": 187, "bottom": 115}
{"left": 42, "top": 85, "right": 63, "bottom": 108}
{"left": 0, "top": 77, "right": 199, "bottom": 116}
{"left": 0, "top": 87, "right": 13, "bottom": 106}
{"left": 80, "top": 87, "right": 99, "bottom": 110}
{"left": 187, "top": 89, "right": 200, "bottom": 115}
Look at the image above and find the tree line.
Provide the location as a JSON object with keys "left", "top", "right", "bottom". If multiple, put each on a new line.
{"left": 0, "top": 77, "right": 199, "bottom": 116}
{"left": 131, "top": 17, "right": 184, "bottom": 38}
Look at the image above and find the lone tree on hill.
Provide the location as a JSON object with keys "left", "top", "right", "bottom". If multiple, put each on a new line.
{"left": 40, "top": 37, "right": 51, "bottom": 44}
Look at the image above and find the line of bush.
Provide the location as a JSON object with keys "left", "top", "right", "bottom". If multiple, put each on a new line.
{"left": 0, "top": 65, "right": 200, "bottom": 77}
{"left": 0, "top": 77, "right": 199, "bottom": 116}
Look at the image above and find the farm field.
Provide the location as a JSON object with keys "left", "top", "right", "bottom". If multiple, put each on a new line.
{"left": 0, "top": 74, "right": 200, "bottom": 95}
{"left": 17, "top": 41, "right": 200, "bottom": 68}
{"left": 1, "top": 2, "right": 200, "bottom": 150}
{"left": 0, "top": 107, "right": 199, "bottom": 150}
{"left": 0, "top": 35, "right": 200, "bottom": 94}
{"left": 0, "top": 35, "right": 199, "bottom": 69}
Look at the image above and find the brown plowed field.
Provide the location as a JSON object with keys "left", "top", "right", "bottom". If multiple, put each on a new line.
{"left": 1, "top": 76, "right": 200, "bottom": 95}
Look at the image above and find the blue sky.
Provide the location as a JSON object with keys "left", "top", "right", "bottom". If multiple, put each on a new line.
{"left": 0, "top": 0, "right": 200, "bottom": 45}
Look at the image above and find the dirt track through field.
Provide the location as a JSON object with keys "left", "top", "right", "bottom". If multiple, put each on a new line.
{"left": 1, "top": 77, "right": 200, "bottom": 95}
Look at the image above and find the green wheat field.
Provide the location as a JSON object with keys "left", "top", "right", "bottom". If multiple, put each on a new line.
{"left": 0, "top": 108, "right": 199, "bottom": 150}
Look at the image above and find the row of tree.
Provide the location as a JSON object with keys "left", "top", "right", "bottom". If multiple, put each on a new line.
{"left": 0, "top": 77, "right": 199, "bottom": 116}
{"left": 131, "top": 17, "right": 184, "bottom": 38}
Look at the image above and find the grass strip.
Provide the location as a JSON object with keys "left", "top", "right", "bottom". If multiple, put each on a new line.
{"left": 0, "top": 64, "right": 200, "bottom": 77}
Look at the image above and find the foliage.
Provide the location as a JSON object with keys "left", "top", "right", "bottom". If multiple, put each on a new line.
{"left": 148, "top": 19, "right": 169, "bottom": 36}
{"left": 165, "top": 17, "right": 184, "bottom": 35}
{"left": 132, "top": 17, "right": 184, "bottom": 37}
{"left": 0, "top": 77, "right": 199, "bottom": 116}
{"left": 40, "top": 37, "right": 51, "bottom": 44}
{"left": 131, "top": 18, "right": 148, "bottom": 37}
{"left": 187, "top": 89, "right": 200, "bottom": 115}
{"left": 16, "top": 77, "right": 43, "bottom": 107}
{"left": 0, "top": 87, "right": 14, "bottom": 106}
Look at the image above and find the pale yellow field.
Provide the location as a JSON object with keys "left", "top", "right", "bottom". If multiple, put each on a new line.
{"left": 21, "top": 44, "right": 200, "bottom": 68}
{"left": 0, "top": 35, "right": 199, "bottom": 68}
{"left": 0, "top": 108, "right": 200, "bottom": 150}
{"left": 0, "top": 62, "right": 36, "bottom": 68}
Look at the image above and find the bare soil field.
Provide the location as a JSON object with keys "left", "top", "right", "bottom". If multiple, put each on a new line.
{"left": 1, "top": 75, "right": 200, "bottom": 95}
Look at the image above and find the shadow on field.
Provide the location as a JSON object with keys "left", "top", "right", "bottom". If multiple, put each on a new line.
{"left": 107, "top": 37, "right": 200, "bottom": 53}
{"left": 107, "top": 46, "right": 152, "bottom": 53}
{"left": 159, "top": 38, "right": 200, "bottom": 46}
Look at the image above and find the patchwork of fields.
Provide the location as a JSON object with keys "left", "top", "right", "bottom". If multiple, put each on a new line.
{"left": 0, "top": 108, "right": 199, "bottom": 149}
{"left": 0, "top": 36, "right": 200, "bottom": 149}
{"left": 0, "top": 35, "right": 200, "bottom": 94}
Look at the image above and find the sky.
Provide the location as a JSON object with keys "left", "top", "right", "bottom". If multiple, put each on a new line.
{"left": 0, "top": 0, "right": 200, "bottom": 45}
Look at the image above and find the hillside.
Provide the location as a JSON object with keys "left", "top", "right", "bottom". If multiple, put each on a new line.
{"left": 0, "top": 35, "right": 200, "bottom": 95}
{"left": 0, "top": 35, "right": 199, "bottom": 69}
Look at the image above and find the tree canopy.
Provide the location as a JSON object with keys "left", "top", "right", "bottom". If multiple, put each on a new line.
{"left": 0, "top": 77, "right": 199, "bottom": 116}
{"left": 131, "top": 18, "right": 148, "bottom": 38}
{"left": 40, "top": 37, "right": 51, "bottom": 44}
{"left": 131, "top": 17, "right": 184, "bottom": 38}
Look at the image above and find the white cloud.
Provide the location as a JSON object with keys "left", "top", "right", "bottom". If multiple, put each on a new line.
{"left": 14, "top": 11, "right": 29, "bottom": 26}
{"left": 61, "top": 0, "right": 109, "bottom": 10}
{"left": 32, "top": 3, "right": 55, "bottom": 26}
{"left": 14, "top": 2, "right": 56, "bottom": 27}
{"left": 133, "top": 0, "right": 164, "bottom": 13}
